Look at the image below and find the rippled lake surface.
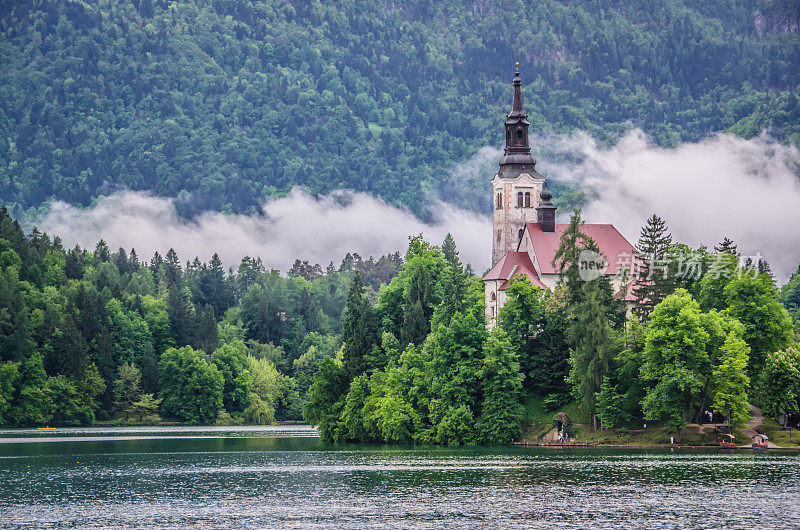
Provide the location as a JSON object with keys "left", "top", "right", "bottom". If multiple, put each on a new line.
{"left": 1, "top": 425, "right": 799, "bottom": 528}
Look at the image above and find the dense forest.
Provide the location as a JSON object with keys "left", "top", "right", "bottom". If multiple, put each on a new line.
{"left": 0, "top": 206, "right": 405, "bottom": 425}
{"left": 1, "top": 201, "right": 800, "bottom": 439}
{"left": 1, "top": 0, "right": 799, "bottom": 220}
{"left": 304, "top": 213, "right": 800, "bottom": 444}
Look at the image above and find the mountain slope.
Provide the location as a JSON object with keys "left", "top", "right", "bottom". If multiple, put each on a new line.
{"left": 0, "top": 0, "right": 798, "bottom": 218}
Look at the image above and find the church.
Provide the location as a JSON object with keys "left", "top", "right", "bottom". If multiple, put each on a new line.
{"left": 483, "top": 64, "right": 638, "bottom": 328}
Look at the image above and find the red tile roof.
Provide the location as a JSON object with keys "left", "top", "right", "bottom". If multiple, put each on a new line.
{"left": 614, "top": 280, "right": 638, "bottom": 302}
{"left": 526, "top": 222, "right": 637, "bottom": 276}
{"left": 483, "top": 251, "right": 547, "bottom": 290}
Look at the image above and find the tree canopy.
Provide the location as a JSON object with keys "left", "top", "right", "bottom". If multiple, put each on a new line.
{"left": 1, "top": 0, "right": 799, "bottom": 219}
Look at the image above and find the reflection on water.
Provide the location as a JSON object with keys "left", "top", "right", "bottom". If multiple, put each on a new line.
{"left": 0, "top": 426, "right": 798, "bottom": 528}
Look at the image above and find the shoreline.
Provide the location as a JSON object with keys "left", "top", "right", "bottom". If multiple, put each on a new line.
{"left": 511, "top": 441, "right": 800, "bottom": 450}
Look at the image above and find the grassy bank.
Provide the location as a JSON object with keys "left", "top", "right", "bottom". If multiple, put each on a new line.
{"left": 520, "top": 396, "right": 800, "bottom": 448}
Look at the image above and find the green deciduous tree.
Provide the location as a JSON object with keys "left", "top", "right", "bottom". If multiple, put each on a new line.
{"left": 158, "top": 346, "right": 223, "bottom": 424}
{"left": 303, "top": 355, "right": 349, "bottom": 441}
{"left": 211, "top": 341, "right": 252, "bottom": 415}
{"left": 475, "top": 328, "right": 525, "bottom": 445}
{"left": 760, "top": 346, "right": 800, "bottom": 427}
{"left": 641, "top": 290, "right": 709, "bottom": 440}
{"left": 711, "top": 331, "right": 752, "bottom": 431}
{"left": 113, "top": 362, "right": 142, "bottom": 419}
{"left": 723, "top": 273, "right": 794, "bottom": 381}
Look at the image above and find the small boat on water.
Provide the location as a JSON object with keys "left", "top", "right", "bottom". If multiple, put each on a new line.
{"left": 719, "top": 434, "right": 737, "bottom": 449}
{"left": 752, "top": 434, "right": 769, "bottom": 450}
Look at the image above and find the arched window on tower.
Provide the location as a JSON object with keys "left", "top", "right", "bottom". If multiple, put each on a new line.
{"left": 496, "top": 192, "right": 502, "bottom": 209}
{"left": 518, "top": 228, "right": 524, "bottom": 241}
{"left": 491, "top": 292, "right": 496, "bottom": 302}
{"left": 524, "top": 191, "right": 531, "bottom": 207}
{"left": 517, "top": 191, "right": 523, "bottom": 207}
{"left": 516, "top": 129, "right": 523, "bottom": 139}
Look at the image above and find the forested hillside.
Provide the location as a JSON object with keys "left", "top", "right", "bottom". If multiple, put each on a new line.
{"left": 0, "top": 206, "right": 403, "bottom": 425}
{"left": 1, "top": 0, "right": 799, "bottom": 219}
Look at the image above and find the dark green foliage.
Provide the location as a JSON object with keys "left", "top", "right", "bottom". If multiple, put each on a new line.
{"left": 1, "top": 1, "right": 799, "bottom": 218}
{"left": 475, "top": 328, "right": 525, "bottom": 445}
{"left": 595, "top": 376, "right": 634, "bottom": 429}
{"left": 211, "top": 342, "right": 252, "bottom": 415}
{"left": 723, "top": 273, "right": 794, "bottom": 381}
{"left": 714, "top": 237, "right": 739, "bottom": 255}
{"left": 0, "top": 206, "right": 402, "bottom": 425}
{"left": 305, "top": 235, "right": 525, "bottom": 446}
{"left": 779, "top": 268, "right": 800, "bottom": 334}
{"left": 567, "top": 277, "right": 618, "bottom": 430}
{"left": 552, "top": 209, "right": 593, "bottom": 306}
{"left": 341, "top": 272, "right": 379, "bottom": 378}
{"left": 303, "top": 356, "right": 349, "bottom": 442}
{"left": 632, "top": 214, "right": 675, "bottom": 319}
{"left": 498, "top": 276, "right": 569, "bottom": 400}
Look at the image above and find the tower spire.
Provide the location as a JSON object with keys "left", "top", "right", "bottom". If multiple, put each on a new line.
{"left": 498, "top": 61, "right": 537, "bottom": 178}
{"left": 511, "top": 61, "right": 523, "bottom": 115}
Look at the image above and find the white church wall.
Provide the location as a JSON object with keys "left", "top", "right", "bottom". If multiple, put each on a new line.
{"left": 491, "top": 172, "right": 545, "bottom": 265}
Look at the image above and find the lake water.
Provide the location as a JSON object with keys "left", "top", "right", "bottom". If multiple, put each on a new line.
{"left": 1, "top": 425, "right": 798, "bottom": 528}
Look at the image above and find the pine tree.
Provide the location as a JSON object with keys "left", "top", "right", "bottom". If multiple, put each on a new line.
{"left": 167, "top": 282, "right": 195, "bottom": 348}
{"left": 633, "top": 214, "right": 674, "bottom": 319}
{"left": 401, "top": 264, "right": 434, "bottom": 345}
{"left": 431, "top": 233, "right": 468, "bottom": 328}
{"left": 94, "top": 240, "right": 111, "bottom": 262}
{"left": 164, "top": 248, "right": 181, "bottom": 284}
{"left": 341, "top": 272, "right": 379, "bottom": 378}
{"left": 567, "top": 277, "right": 617, "bottom": 430}
{"left": 552, "top": 209, "right": 593, "bottom": 305}
{"left": 714, "top": 237, "right": 738, "bottom": 255}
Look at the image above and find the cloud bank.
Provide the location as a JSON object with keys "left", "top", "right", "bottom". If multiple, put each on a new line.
{"left": 38, "top": 130, "right": 800, "bottom": 283}
{"left": 40, "top": 189, "right": 491, "bottom": 273}
{"left": 536, "top": 130, "right": 800, "bottom": 283}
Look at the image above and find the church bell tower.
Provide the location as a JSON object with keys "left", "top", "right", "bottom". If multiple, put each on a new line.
{"left": 491, "top": 63, "right": 546, "bottom": 265}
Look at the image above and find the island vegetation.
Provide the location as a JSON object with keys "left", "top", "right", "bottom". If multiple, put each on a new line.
{"left": 0, "top": 205, "right": 799, "bottom": 445}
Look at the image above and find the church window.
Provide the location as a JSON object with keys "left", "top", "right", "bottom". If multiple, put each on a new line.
{"left": 491, "top": 306, "right": 495, "bottom": 318}
{"left": 496, "top": 192, "right": 502, "bottom": 209}
{"left": 496, "top": 230, "right": 501, "bottom": 242}
{"left": 524, "top": 191, "right": 531, "bottom": 207}
{"left": 518, "top": 228, "right": 524, "bottom": 240}
{"left": 516, "top": 129, "right": 523, "bottom": 139}
{"left": 517, "top": 192, "right": 523, "bottom": 207}
{"left": 491, "top": 292, "right": 496, "bottom": 302}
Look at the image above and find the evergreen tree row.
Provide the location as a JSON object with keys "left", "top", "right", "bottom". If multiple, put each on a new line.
{"left": 0, "top": 207, "right": 402, "bottom": 425}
